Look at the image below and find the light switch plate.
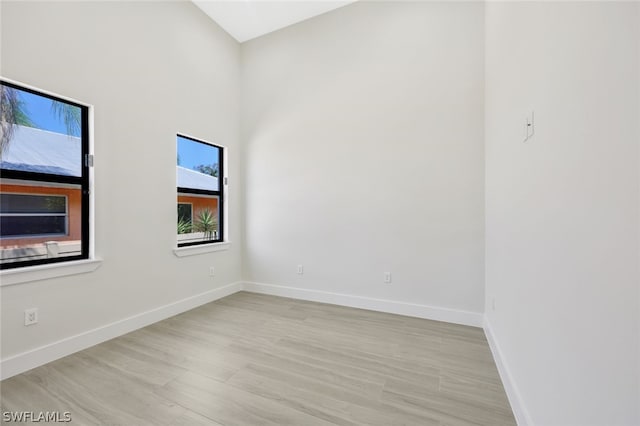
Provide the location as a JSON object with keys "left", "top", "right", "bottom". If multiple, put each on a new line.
{"left": 524, "top": 111, "right": 535, "bottom": 142}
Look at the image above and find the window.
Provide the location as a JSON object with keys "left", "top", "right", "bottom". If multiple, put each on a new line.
{"left": 1, "top": 194, "right": 68, "bottom": 237}
{"left": 177, "top": 203, "right": 192, "bottom": 225}
{"left": 0, "top": 80, "right": 90, "bottom": 269}
{"left": 176, "top": 134, "right": 223, "bottom": 246}
{"left": 177, "top": 202, "right": 193, "bottom": 235}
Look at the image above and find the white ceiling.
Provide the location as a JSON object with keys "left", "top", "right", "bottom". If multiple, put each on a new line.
{"left": 192, "top": 1, "right": 357, "bottom": 43}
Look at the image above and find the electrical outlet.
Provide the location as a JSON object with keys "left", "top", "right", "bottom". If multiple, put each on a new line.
{"left": 24, "top": 308, "right": 38, "bottom": 326}
{"left": 384, "top": 272, "right": 392, "bottom": 283}
{"left": 209, "top": 266, "right": 215, "bottom": 277}
{"left": 297, "top": 265, "right": 304, "bottom": 275}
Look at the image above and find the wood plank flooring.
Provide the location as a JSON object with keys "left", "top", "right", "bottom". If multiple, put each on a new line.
{"left": 0, "top": 292, "right": 516, "bottom": 426}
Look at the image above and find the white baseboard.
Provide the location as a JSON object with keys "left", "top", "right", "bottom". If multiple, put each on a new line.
{"left": 243, "top": 281, "right": 483, "bottom": 327}
{"left": 0, "top": 281, "right": 243, "bottom": 380}
{"left": 483, "top": 317, "right": 534, "bottom": 426}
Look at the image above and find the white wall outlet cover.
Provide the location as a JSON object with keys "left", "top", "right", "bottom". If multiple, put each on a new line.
{"left": 24, "top": 308, "right": 38, "bottom": 326}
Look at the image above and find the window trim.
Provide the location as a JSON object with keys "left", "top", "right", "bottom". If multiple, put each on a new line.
{"left": 0, "top": 258, "right": 102, "bottom": 287}
{"left": 173, "top": 241, "right": 231, "bottom": 257}
{"left": 0, "top": 78, "right": 92, "bottom": 270}
{"left": 176, "top": 133, "right": 225, "bottom": 248}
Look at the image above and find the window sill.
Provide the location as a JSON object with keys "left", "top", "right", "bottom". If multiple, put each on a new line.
{"left": 173, "top": 241, "right": 231, "bottom": 257}
{"left": 0, "top": 258, "right": 103, "bottom": 287}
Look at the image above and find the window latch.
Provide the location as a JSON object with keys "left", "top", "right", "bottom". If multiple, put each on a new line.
{"left": 224, "top": 177, "right": 228, "bottom": 185}
{"left": 85, "top": 154, "right": 94, "bottom": 167}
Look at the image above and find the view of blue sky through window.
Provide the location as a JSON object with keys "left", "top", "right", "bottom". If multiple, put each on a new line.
{"left": 1, "top": 83, "right": 82, "bottom": 177}
{"left": 177, "top": 135, "right": 220, "bottom": 178}
{"left": 14, "top": 89, "right": 81, "bottom": 137}
{"left": 7, "top": 87, "right": 217, "bottom": 177}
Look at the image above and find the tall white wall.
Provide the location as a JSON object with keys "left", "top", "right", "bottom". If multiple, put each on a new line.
{"left": 241, "top": 1, "right": 486, "bottom": 318}
{"left": 0, "top": 2, "right": 242, "bottom": 361}
{"left": 484, "top": 2, "right": 640, "bottom": 425}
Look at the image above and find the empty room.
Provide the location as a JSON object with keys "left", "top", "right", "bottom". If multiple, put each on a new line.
{"left": 0, "top": 1, "right": 638, "bottom": 425}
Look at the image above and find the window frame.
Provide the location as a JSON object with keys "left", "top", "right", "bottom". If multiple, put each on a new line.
{"left": 0, "top": 79, "right": 90, "bottom": 270}
{"left": 176, "top": 133, "right": 224, "bottom": 247}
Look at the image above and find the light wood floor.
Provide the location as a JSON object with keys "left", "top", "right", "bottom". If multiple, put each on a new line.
{"left": 0, "top": 292, "right": 516, "bottom": 426}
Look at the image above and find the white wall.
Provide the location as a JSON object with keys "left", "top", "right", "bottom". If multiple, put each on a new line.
{"left": 484, "top": 2, "right": 639, "bottom": 425}
{"left": 0, "top": 1, "right": 242, "bottom": 362}
{"left": 241, "top": 1, "right": 485, "bottom": 319}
